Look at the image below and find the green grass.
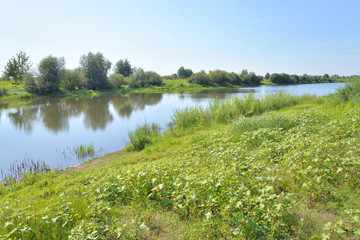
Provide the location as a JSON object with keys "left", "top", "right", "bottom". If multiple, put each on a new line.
{"left": 0, "top": 91, "right": 359, "bottom": 239}
{"left": 128, "top": 123, "right": 161, "bottom": 151}
{"left": 0, "top": 81, "right": 36, "bottom": 100}
{"left": 171, "top": 92, "right": 314, "bottom": 131}
{"left": 0, "top": 79, "right": 244, "bottom": 102}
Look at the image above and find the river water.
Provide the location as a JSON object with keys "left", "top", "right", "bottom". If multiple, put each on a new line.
{"left": 0, "top": 83, "right": 345, "bottom": 171}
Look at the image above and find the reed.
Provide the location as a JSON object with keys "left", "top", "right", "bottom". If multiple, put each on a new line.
{"left": 0, "top": 158, "right": 50, "bottom": 183}
{"left": 75, "top": 144, "right": 95, "bottom": 158}
{"left": 172, "top": 92, "right": 313, "bottom": 131}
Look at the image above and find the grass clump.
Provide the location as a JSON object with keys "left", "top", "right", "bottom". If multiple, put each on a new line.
{"left": 128, "top": 123, "right": 161, "bottom": 151}
{"left": 75, "top": 144, "right": 95, "bottom": 158}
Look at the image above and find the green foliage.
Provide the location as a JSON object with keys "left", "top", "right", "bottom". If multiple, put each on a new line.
{"left": 145, "top": 71, "right": 162, "bottom": 86}
{"left": 240, "top": 71, "right": 262, "bottom": 85}
{"left": 128, "top": 123, "right": 161, "bottom": 151}
{"left": 330, "top": 78, "right": 360, "bottom": 104}
{"left": 61, "top": 68, "right": 86, "bottom": 90}
{"left": 188, "top": 71, "right": 211, "bottom": 85}
{"left": 270, "top": 73, "right": 293, "bottom": 85}
{"left": 3, "top": 51, "right": 32, "bottom": 84}
{"left": 80, "top": 52, "right": 111, "bottom": 90}
{"left": 37, "top": 55, "right": 65, "bottom": 93}
{"left": 208, "top": 70, "right": 236, "bottom": 85}
{"left": 177, "top": 66, "right": 193, "bottom": 79}
{"left": 108, "top": 73, "right": 126, "bottom": 89}
{"left": 128, "top": 68, "right": 163, "bottom": 88}
{"left": 114, "top": 59, "right": 133, "bottom": 77}
{"left": 128, "top": 68, "right": 147, "bottom": 88}
{"left": 172, "top": 92, "right": 312, "bottom": 131}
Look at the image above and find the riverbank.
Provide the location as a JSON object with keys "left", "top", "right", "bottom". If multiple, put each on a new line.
{"left": 1, "top": 84, "right": 359, "bottom": 239}
{"left": 0, "top": 79, "right": 247, "bottom": 102}
{"left": 0, "top": 78, "right": 344, "bottom": 102}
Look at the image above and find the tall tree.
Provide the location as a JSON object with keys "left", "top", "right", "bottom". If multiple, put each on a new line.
{"left": 80, "top": 52, "right": 111, "bottom": 89}
{"left": 177, "top": 66, "right": 193, "bottom": 79}
{"left": 114, "top": 59, "right": 133, "bottom": 77}
{"left": 3, "top": 51, "right": 32, "bottom": 84}
{"left": 38, "top": 55, "right": 65, "bottom": 93}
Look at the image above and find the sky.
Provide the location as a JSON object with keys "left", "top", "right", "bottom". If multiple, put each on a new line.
{"left": 0, "top": 0, "right": 359, "bottom": 76}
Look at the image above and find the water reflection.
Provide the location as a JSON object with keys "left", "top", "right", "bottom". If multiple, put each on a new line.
{"left": 84, "top": 97, "right": 113, "bottom": 131}
{"left": 8, "top": 106, "right": 39, "bottom": 133}
{"left": 3, "top": 93, "right": 163, "bottom": 133}
{"left": 111, "top": 93, "right": 163, "bottom": 119}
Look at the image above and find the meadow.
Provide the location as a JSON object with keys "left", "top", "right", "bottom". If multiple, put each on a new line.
{"left": 0, "top": 81, "right": 359, "bottom": 239}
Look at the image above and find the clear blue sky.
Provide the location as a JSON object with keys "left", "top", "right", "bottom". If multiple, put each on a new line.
{"left": 1, "top": 0, "right": 359, "bottom": 76}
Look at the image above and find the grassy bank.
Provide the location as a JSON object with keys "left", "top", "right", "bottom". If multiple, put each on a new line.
{"left": 0, "top": 84, "right": 360, "bottom": 239}
{"left": 0, "top": 79, "right": 245, "bottom": 102}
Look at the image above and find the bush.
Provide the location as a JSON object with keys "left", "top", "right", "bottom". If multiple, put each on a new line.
{"left": 188, "top": 71, "right": 211, "bottom": 85}
{"left": 23, "top": 71, "right": 39, "bottom": 93}
{"left": 128, "top": 68, "right": 147, "bottom": 88}
{"left": 128, "top": 69, "right": 163, "bottom": 88}
{"left": 128, "top": 123, "right": 161, "bottom": 151}
{"left": 108, "top": 73, "right": 126, "bottom": 89}
{"left": 61, "top": 68, "right": 86, "bottom": 90}
{"left": 331, "top": 78, "right": 360, "bottom": 103}
{"left": 208, "top": 70, "right": 233, "bottom": 85}
{"left": 146, "top": 71, "right": 162, "bottom": 86}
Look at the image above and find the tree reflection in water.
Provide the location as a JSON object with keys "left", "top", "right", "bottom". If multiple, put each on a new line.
{"left": 3, "top": 93, "right": 163, "bottom": 133}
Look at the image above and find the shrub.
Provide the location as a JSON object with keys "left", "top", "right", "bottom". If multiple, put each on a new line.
{"left": 146, "top": 71, "right": 162, "bottom": 86}
{"left": 188, "top": 71, "right": 211, "bottom": 85}
{"left": 128, "top": 69, "right": 163, "bottom": 88}
{"left": 108, "top": 73, "right": 126, "bottom": 89}
{"left": 62, "top": 68, "right": 86, "bottom": 90}
{"left": 330, "top": 78, "right": 360, "bottom": 103}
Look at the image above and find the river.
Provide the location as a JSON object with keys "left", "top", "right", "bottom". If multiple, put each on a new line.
{"left": 0, "top": 83, "right": 345, "bottom": 172}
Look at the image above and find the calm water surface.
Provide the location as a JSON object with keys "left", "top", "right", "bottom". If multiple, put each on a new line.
{"left": 0, "top": 83, "right": 345, "bottom": 170}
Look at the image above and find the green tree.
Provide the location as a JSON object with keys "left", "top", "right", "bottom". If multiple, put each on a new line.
{"left": 62, "top": 68, "right": 86, "bottom": 90}
{"left": 128, "top": 68, "right": 163, "bottom": 88}
{"left": 114, "top": 59, "right": 133, "bottom": 77}
{"left": 145, "top": 71, "right": 162, "bottom": 86}
{"left": 188, "top": 71, "right": 210, "bottom": 84}
{"left": 80, "top": 52, "right": 111, "bottom": 89}
{"left": 108, "top": 73, "right": 126, "bottom": 88}
{"left": 208, "top": 70, "right": 236, "bottom": 85}
{"left": 177, "top": 66, "right": 193, "bottom": 79}
{"left": 128, "top": 68, "right": 147, "bottom": 88}
{"left": 3, "top": 51, "right": 32, "bottom": 84}
{"left": 38, "top": 55, "right": 65, "bottom": 93}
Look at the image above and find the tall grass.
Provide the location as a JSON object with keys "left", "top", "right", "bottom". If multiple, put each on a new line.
{"left": 128, "top": 123, "right": 161, "bottom": 151}
{"left": 172, "top": 92, "right": 314, "bottom": 131}
{"left": 329, "top": 78, "right": 360, "bottom": 104}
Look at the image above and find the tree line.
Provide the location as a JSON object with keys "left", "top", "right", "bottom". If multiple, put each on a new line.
{"left": 1, "top": 51, "right": 346, "bottom": 95}
{"left": 1, "top": 51, "right": 162, "bottom": 94}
